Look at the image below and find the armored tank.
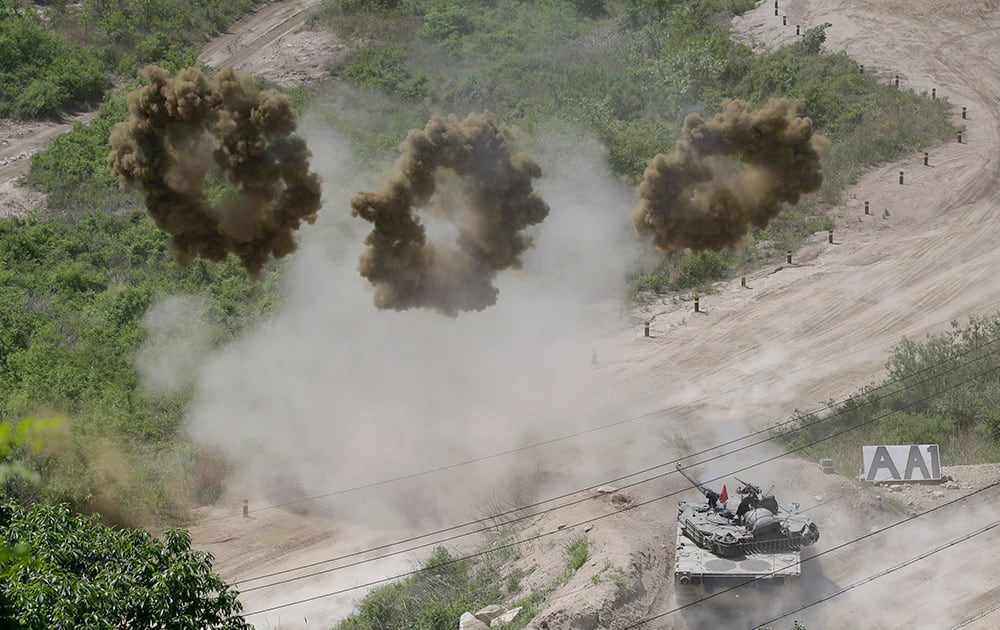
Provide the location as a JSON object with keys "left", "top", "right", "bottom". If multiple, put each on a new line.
{"left": 673, "top": 463, "right": 819, "bottom": 601}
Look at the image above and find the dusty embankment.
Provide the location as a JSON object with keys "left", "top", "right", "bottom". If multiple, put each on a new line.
{"left": 182, "top": 0, "right": 1000, "bottom": 628}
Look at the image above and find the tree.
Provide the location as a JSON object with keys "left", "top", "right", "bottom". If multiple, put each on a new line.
{"left": 0, "top": 501, "right": 250, "bottom": 629}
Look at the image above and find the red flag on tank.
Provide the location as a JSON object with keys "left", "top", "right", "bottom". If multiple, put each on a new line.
{"left": 719, "top": 485, "right": 729, "bottom": 504}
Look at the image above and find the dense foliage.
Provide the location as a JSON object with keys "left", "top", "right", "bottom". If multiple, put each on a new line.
{"left": 777, "top": 316, "right": 1000, "bottom": 471}
{"left": 0, "top": 211, "right": 278, "bottom": 519}
{"left": 334, "top": 538, "right": 594, "bottom": 630}
{"left": 0, "top": 501, "right": 251, "bottom": 629}
{"left": 0, "top": 1, "right": 104, "bottom": 118}
{"left": 0, "top": 0, "right": 262, "bottom": 119}
{"left": 71, "top": 0, "right": 260, "bottom": 74}
{"left": 25, "top": 91, "right": 131, "bottom": 213}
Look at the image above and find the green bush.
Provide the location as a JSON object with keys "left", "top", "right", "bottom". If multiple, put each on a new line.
{"left": 336, "top": 45, "right": 429, "bottom": 98}
{"left": 0, "top": 210, "right": 280, "bottom": 519}
{"left": 0, "top": 501, "right": 250, "bottom": 629}
{"left": 77, "top": 0, "right": 260, "bottom": 73}
{"left": 776, "top": 316, "right": 1000, "bottom": 466}
{"left": 878, "top": 412, "right": 954, "bottom": 445}
{"left": 565, "top": 536, "right": 589, "bottom": 572}
{"left": 0, "top": 4, "right": 106, "bottom": 118}
{"left": 335, "top": 545, "right": 516, "bottom": 630}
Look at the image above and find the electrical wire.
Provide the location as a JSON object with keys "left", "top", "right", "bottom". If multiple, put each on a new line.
{"left": 611, "top": 483, "right": 1000, "bottom": 628}
{"left": 240, "top": 366, "right": 998, "bottom": 616}
{"left": 233, "top": 333, "right": 1000, "bottom": 586}
{"left": 950, "top": 599, "right": 1000, "bottom": 629}
{"left": 239, "top": 354, "right": 999, "bottom": 591}
{"left": 749, "top": 519, "right": 1000, "bottom": 629}
{"left": 236, "top": 346, "right": 999, "bottom": 590}
{"left": 202, "top": 305, "right": 1000, "bottom": 523}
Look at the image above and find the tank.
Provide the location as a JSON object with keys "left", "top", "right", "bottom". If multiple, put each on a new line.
{"left": 673, "top": 463, "right": 820, "bottom": 608}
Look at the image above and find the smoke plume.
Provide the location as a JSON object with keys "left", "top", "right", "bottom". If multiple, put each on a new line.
{"left": 633, "top": 99, "right": 827, "bottom": 251}
{"left": 350, "top": 112, "right": 550, "bottom": 316}
{"left": 108, "top": 66, "right": 322, "bottom": 276}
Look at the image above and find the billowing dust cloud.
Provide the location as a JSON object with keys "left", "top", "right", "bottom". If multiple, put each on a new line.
{"left": 633, "top": 98, "right": 827, "bottom": 251}
{"left": 350, "top": 112, "right": 550, "bottom": 316}
{"left": 108, "top": 66, "right": 322, "bottom": 276}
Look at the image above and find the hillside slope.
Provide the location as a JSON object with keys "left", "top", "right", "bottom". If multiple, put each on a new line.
{"left": 183, "top": 1, "right": 1000, "bottom": 629}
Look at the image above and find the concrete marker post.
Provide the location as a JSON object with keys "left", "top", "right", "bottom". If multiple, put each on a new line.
{"left": 783, "top": 15, "right": 787, "bottom": 25}
{"left": 775, "top": 7, "right": 779, "bottom": 15}
{"left": 899, "top": 170, "right": 904, "bottom": 184}
{"left": 895, "top": 75, "right": 899, "bottom": 88}
{"left": 243, "top": 499, "right": 249, "bottom": 518}
{"left": 958, "top": 131, "right": 963, "bottom": 143}
{"left": 923, "top": 152, "right": 928, "bottom": 166}
{"left": 644, "top": 322, "right": 650, "bottom": 337}
{"left": 741, "top": 275, "right": 747, "bottom": 288}
{"left": 931, "top": 88, "right": 936, "bottom": 99}
{"left": 859, "top": 64, "right": 864, "bottom": 74}
{"left": 865, "top": 200, "right": 870, "bottom": 215}
{"left": 962, "top": 106, "right": 967, "bottom": 119}
{"left": 694, "top": 297, "right": 700, "bottom": 313}
{"left": 828, "top": 229, "right": 834, "bottom": 244}
{"left": 796, "top": 25, "right": 800, "bottom": 35}
{"left": 786, "top": 250, "right": 792, "bottom": 264}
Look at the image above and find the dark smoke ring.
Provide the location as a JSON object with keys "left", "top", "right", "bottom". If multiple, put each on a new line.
{"left": 350, "top": 112, "right": 550, "bottom": 316}
{"left": 633, "top": 99, "right": 826, "bottom": 252}
{"left": 108, "top": 66, "right": 322, "bottom": 276}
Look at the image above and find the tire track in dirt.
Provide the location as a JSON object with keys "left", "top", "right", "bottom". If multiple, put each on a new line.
{"left": 616, "top": 2, "right": 1000, "bottom": 627}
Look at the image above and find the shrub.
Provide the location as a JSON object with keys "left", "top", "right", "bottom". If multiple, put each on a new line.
{"left": 0, "top": 6, "right": 106, "bottom": 118}
{"left": 878, "top": 412, "right": 954, "bottom": 445}
{"left": 565, "top": 536, "right": 589, "bottom": 572}
{"left": 0, "top": 501, "right": 250, "bottom": 629}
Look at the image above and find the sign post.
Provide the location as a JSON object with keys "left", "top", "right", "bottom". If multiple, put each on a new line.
{"left": 861, "top": 444, "right": 941, "bottom": 482}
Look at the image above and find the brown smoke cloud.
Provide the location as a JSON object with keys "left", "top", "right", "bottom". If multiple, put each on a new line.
{"left": 633, "top": 98, "right": 828, "bottom": 251}
{"left": 350, "top": 112, "right": 550, "bottom": 316}
{"left": 108, "top": 66, "right": 322, "bottom": 276}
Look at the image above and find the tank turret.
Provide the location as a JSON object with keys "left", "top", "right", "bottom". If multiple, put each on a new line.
{"left": 675, "top": 463, "right": 819, "bottom": 556}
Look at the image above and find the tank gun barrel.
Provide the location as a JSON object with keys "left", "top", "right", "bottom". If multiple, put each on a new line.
{"left": 676, "top": 463, "right": 712, "bottom": 497}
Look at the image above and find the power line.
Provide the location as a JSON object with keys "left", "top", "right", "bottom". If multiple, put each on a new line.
{"left": 750, "top": 519, "right": 1000, "bottom": 629}
{"left": 951, "top": 599, "right": 1000, "bottom": 629}
{"left": 614, "top": 483, "right": 1000, "bottom": 628}
{"left": 237, "top": 348, "right": 999, "bottom": 591}
{"left": 239, "top": 354, "right": 999, "bottom": 593}
{"left": 233, "top": 333, "right": 1000, "bottom": 587}
{"left": 204, "top": 307, "right": 1000, "bottom": 523}
{"left": 240, "top": 366, "right": 997, "bottom": 615}
{"left": 244, "top": 481, "right": 998, "bottom": 618}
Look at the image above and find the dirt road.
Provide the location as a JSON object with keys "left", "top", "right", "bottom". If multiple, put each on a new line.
{"left": 191, "top": 0, "right": 1000, "bottom": 628}
{"left": 0, "top": 0, "right": 338, "bottom": 216}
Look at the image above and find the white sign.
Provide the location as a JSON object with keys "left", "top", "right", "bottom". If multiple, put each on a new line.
{"left": 862, "top": 444, "right": 941, "bottom": 482}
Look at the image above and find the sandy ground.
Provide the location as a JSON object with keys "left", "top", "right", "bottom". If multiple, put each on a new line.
{"left": 0, "top": 0, "right": 345, "bottom": 218}
{"left": 5, "top": 0, "right": 999, "bottom": 627}
{"left": 197, "top": 0, "right": 346, "bottom": 88}
{"left": 180, "top": 1, "right": 1000, "bottom": 628}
